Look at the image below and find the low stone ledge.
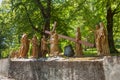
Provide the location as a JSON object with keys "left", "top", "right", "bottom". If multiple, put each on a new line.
{"left": 0, "top": 56, "right": 120, "bottom": 80}
{"left": 103, "top": 56, "right": 120, "bottom": 80}
{"left": 0, "top": 59, "right": 10, "bottom": 77}
{"left": 8, "top": 57, "right": 104, "bottom": 80}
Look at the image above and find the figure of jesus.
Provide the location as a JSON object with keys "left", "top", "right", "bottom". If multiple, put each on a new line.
{"left": 50, "top": 31, "right": 59, "bottom": 57}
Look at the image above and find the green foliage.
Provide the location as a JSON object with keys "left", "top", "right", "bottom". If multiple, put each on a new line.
{"left": 0, "top": 32, "right": 7, "bottom": 58}
{"left": 0, "top": 0, "right": 120, "bottom": 57}
{"left": 83, "top": 48, "right": 97, "bottom": 57}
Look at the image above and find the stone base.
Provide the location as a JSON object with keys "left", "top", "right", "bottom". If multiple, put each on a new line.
{"left": 0, "top": 56, "right": 120, "bottom": 80}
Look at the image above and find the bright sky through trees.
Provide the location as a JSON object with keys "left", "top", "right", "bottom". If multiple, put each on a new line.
{"left": 0, "top": 0, "right": 2, "bottom": 5}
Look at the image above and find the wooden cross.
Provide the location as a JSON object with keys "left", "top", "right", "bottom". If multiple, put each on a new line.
{"left": 45, "top": 30, "right": 94, "bottom": 47}
{"left": 44, "top": 21, "right": 94, "bottom": 47}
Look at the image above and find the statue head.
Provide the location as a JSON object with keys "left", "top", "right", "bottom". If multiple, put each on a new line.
{"left": 51, "top": 32, "right": 58, "bottom": 40}
{"left": 77, "top": 27, "right": 80, "bottom": 32}
{"left": 22, "top": 33, "right": 27, "bottom": 37}
{"left": 21, "top": 33, "right": 28, "bottom": 41}
{"left": 99, "top": 22, "right": 104, "bottom": 28}
{"left": 42, "top": 35, "right": 46, "bottom": 40}
{"left": 96, "top": 25, "right": 100, "bottom": 30}
{"left": 50, "top": 30, "right": 55, "bottom": 35}
{"left": 33, "top": 35, "right": 37, "bottom": 40}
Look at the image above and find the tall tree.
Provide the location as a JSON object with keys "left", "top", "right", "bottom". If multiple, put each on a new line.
{"left": 34, "top": 0, "right": 51, "bottom": 38}
{"left": 1, "top": 0, "right": 120, "bottom": 55}
{"left": 106, "top": 0, "right": 120, "bottom": 53}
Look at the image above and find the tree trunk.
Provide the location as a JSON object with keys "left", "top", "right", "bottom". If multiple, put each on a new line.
{"left": 106, "top": 5, "right": 118, "bottom": 53}
{"left": 35, "top": 0, "right": 51, "bottom": 38}
{"left": 35, "top": 0, "right": 51, "bottom": 57}
{"left": 43, "top": 17, "right": 50, "bottom": 38}
{"left": 44, "top": 0, "right": 51, "bottom": 38}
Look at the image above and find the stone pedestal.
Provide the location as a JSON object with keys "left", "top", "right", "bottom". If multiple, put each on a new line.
{"left": 0, "top": 56, "right": 120, "bottom": 80}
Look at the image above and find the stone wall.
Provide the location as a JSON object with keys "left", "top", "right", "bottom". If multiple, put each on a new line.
{"left": 0, "top": 59, "right": 10, "bottom": 77}
{"left": 103, "top": 56, "right": 120, "bottom": 80}
{"left": 8, "top": 59, "right": 105, "bottom": 80}
{"left": 0, "top": 57, "right": 120, "bottom": 80}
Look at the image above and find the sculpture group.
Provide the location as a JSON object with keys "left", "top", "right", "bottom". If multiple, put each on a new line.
{"left": 10, "top": 22, "right": 110, "bottom": 58}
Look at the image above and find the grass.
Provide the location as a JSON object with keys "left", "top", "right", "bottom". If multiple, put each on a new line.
{"left": 83, "top": 48, "right": 120, "bottom": 57}
{"left": 83, "top": 48, "right": 97, "bottom": 57}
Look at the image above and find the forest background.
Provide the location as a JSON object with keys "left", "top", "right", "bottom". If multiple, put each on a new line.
{"left": 0, "top": 0, "right": 120, "bottom": 58}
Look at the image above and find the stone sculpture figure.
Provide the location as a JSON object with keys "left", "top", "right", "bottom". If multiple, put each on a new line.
{"left": 95, "top": 22, "right": 110, "bottom": 56}
{"left": 19, "top": 33, "right": 30, "bottom": 58}
{"left": 50, "top": 31, "right": 59, "bottom": 57}
{"left": 75, "top": 27, "right": 83, "bottom": 57}
{"left": 31, "top": 35, "right": 39, "bottom": 58}
{"left": 41, "top": 36, "right": 48, "bottom": 57}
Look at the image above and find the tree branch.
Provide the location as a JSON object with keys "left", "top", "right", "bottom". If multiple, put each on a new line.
{"left": 12, "top": 2, "right": 41, "bottom": 32}
{"left": 113, "top": 2, "right": 120, "bottom": 14}
{"left": 68, "top": 0, "right": 86, "bottom": 19}
{"left": 23, "top": 5, "right": 41, "bottom": 32}
{"left": 34, "top": 0, "right": 47, "bottom": 18}
{"left": 114, "top": 10, "right": 120, "bottom": 14}
{"left": 46, "top": 0, "right": 51, "bottom": 18}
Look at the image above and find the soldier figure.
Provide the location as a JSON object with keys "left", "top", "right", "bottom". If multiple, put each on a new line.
{"left": 31, "top": 35, "right": 39, "bottom": 58}
{"left": 41, "top": 36, "right": 48, "bottom": 57}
